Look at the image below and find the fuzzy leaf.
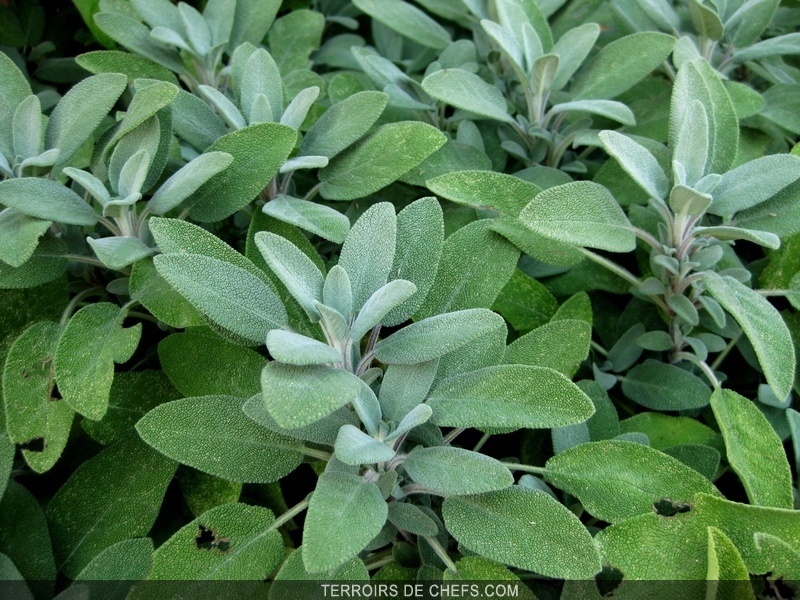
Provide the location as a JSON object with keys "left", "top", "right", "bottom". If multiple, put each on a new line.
{"left": 549, "top": 100, "right": 635, "bottom": 125}
{"left": 136, "top": 395, "right": 303, "bottom": 483}
{"left": 422, "top": 69, "right": 515, "bottom": 124}
{"left": 404, "top": 447, "right": 513, "bottom": 495}
{"left": 0, "top": 209, "right": 51, "bottom": 268}
{"left": 303, "top": 472, "right": 388, "bottom": 573}
{"left": 426, "top": 170, "right": 540, "bottom": 216}
{"left": 442, "top": 488, "right": 601, "bottom": 578}
{"left": 351, "top": 280, "right": 417, "bottom": 340}
{"left": 129, "top": 259, "right": 204, "bottom": 329}
{"left": 599, "top": 131, "right": 669, "bottom": 200}
{"left": 354, "top": 0, "right": 450, "bottom": 49}
{"left": 334, "top": 425, "right": 395, "bottom": 465}
{"left": 708, "top": 154, "right": 800, "bottom": 216}
{"left": 262, "top": 196, "right": 350, "bottom": 244}
{"left": 74, "top": 538, "right": 153, "bottom": 582}
{"left": 622, "top": 362, "right": 711, "bottom": 410}
{"left": 266, "top": 330, "right": 342, "bottom": 366}
{"left": 76, "top": 50, "right": 179, "bottom": 83}
{"left": 148, "top": 151, "right": 234, "bottom": 215}
{"left": 319, "top": 122, "right": 446, "bottom": 200}
{"left": 710, "top": 388, "right": 793, "bottom": 509}
{"left": 87, "top": 236, "right": 153, "bottom": 270}
{"left": 505, "top": 319, "right": 591, "bottom": 377}
{"left": 703, "top": 272, "right": 795, "bottom": 400}
{"left": 428, "top": 365, "right": 595, "bottom": 429}
{"left": 0, "top": 178, "right": 97, "bottom": 226}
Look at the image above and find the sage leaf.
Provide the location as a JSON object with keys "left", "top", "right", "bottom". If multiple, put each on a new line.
{"left": 136, "top": 395, "right": 303, "bottom": 483}
{"left": 422, "top": 69, "right": 515, "bottom": 124}
{"left": 0, "top": 178, "right": 97, "bottom": 226}
{"left": 0, "top": 51, "right": 33, "bottom": 158}
{"left": 0, "top": 235, "right": 69, "bottom": 290}
{"left": 706, "top": 527, "right": 753, "bottom": 593}
{"left": 0, "top": 209, "right": 51, "bottom": 268}
{"left": 427, "top": 365, "right": 595, "bottom": 429}
{"left": 353, "top": 0, "right": 451, "bottom": 49}
{"left": 76, "top": 50, "right": 178, "bottom": 84}
{"left": 388, "top": 502, "right": 438, "bottom": 537}
{"left": 702, "top": 272, "right": 795, "bottom": 400}
{"left": 426, "top": 170, "right": 540, "bottom": 216}
{"left": 266, "top": 330, "right": 343, "bottom": 366}
{"left": 375, "top": 309, "right": 505, "bottom": 365}
{"left": 442, "top": 488, "right": 601, "bottom": 578}
{"left": 188, "top": 123, "right": 297, "bottom": 222}
{"left": 351, "top": 280, "right": 417, "bottom": 341}
{"left": 599, "top": 130, "right": 669, "bottom": 200}
{"left": 404, "top": 447, "right": 513, "bottom": 496}
{"left": 504, "top": 319, "right": 591, "bottom": 377}
{"left": 710, "top": 388, "right": 793, "bottom": 509}
{"left": 87, "top": 236, "right": 153, "bottom": 270}
{"left": 54, "top": 303, "right": 142, "bottom": 421}
{"left": 260, "top": 362, "right": 363, "bottom": 429}
{"left": 3, "top": 321, "right": 73, "bottom": 473}
{"left": 544, "top": 440, "right": 721, "bottom": 523}
{"left": 334, "top": 424, "right": 395, "bottom": 465}
{"left": 379, "top": 360, "right": 439, "bottom": 423}
{"left": 154, "top": 253, "right": 287, "bottom": 344}
{"left": 146, "top": 503, "right": 284, "bottom": 581}
{"left": 148, "top": 151, "right": 234, "bottom": 215}
{"left": 549, "top": 100, "right": 636, "bottom": 126}
{"left": 622, "top": 362, "right": 711, "bottom": 410}
{"left": 303, "top": 471, "right": 388, "bottom": 573}
{"left": 693, "top": 226, "right": 780, "bottom": 249}
{"left": 708, "top": 154, "right": 800, "bottom": 216}
{"left": 129, "top": 258, "right": 204, "bottom": 329}
{"left": 518, "top": 181, "right": 635, "bottom": 252}
{"left": 47, "top": 435, "right": 176, "bottom": 578}
{"left": 262, "top": 196, "right": 350, "bottom": 244}
{"left": 319, "top": 122, "right": 446, "bottom": 200}
{"left": 753, "top": 532, "right": 800, "bottom": 582}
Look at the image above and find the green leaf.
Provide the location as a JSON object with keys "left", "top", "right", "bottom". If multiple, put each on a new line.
{"left": 426, "top": 170, "right": 540, "bottom": 216}
{"left": 238, "top": 48, "right": 283, "bottom": 123}
{"left": 254, "top": 231, "right": 325, "bottom": 319}
{"left": 267, "top": 330, "right": 343, "bottom": 365}
{"left": 351, "top": 280, "right": 417, "bottom": 340}
{"left": 710, "top": 388, "right": 793, "bottom": 509}
{"left": 319, "top": 122, "right": 446, "bottom": 200}
{"left": 129, "top": 258, "right": 204, "bottom": 328}
{"left": 146, "top": 503, "right": 284, "bottom": 581}
{"left": 87, "top": 236, "right": 153, "bottom": 270}
{"left": 443, "top": 488, "right": 601, "bottom": 578}
{"left": 421, "top": 69, "right": 515, "bottom": 124}
{"left": 549, "top": 100, "right": 635, "bottom": 126}
{"left": 572, "top": 32, "right": 675, "bottom": 99}
{"left": 154, "top": 254, "right": 287, "bottom": 344}
{"left": 544, "top": 440, "right": 721, "bottom": 523}
{"left": 188, "top": 123, "right": 297, "bottom": 222}
{"left": 74, "top": 537, "right": 153, "bottom": 581}
{"left": 260, "top": 362, "right": 363, "bottom": 429}
{"left": 689, "top": 0, "right": 723, "bottom": 40}
{"left": 54, "top": 303, "right": 141, "bottom": 421}
{"left": 505, "top": 319, "right": 591, "bottom": 377}
{"left": 518, "top": 181, "right": 635, "bottom": 252}
{"left": 731, "top": 32, "right": 800, "bottom": 63}
{"left": 243, "top": 396, "right": 357, "bottom": 447}
{"left": 0, "top": 209, "right": 51, "bottom": 268}
{"left": 618, "top": 412, "right": 721, "bottom": 450}
{"left": 550, "top": 23, "right": 600, "bottom": 91}
{"left": 228, "top": 0, "right": 281, "bottom": 51}
{"left": 47, "top": 435, "right": 176, "bottom": 578}
{"left": 94, "top": 11, "right": 183, "bottom": 71}
{"left": 492, "top": 269, "right": 558, "bottom": 333}
{"left": 0, "top": 50, "right": 33, "bottom": 158}
{"left": 375, "top": 309, "right": 505, "bottom": 365}
{"left": 76, "top": 50, "right": 178, "bottom": 84}
{"left": 334, "top": 424, "right": 395, "bottom": 465}
{"left": 337, "top": 202, "right": 397, "bottom": 310}
{"left": 709, "top": 154, "right": 800, "bottom": 216}
{"left": 158, "top": 330, "right": 265, "bottom": 398}
{"left": 177, "top": 468, "right": 242, "bottom": 518}
{"left": 107, "top": 80, "right": 179, "bottom": 152}
{"left": 669, "top": 59, "right": 738, "bottom": 175}
{"left": 388, "top": 502, "right": 438, "bottom": 537}
{"left": 703, "top": 272, "right": 795, "bottom": 400}
{"left": 427, "top": 364, "right": 595, "bottom": 429}
{"left": 272, "top": 547, "right": 368, "bottom": 584}
{"left": 753, "top": 532, "right": 800, "bottom": 582}
{"left": 268, "top": 10, "right": 325, "bottom": 74}
{"left": 136, "top": 395, "right": 302, "bottom": 483}
{"left": 622, "top": 362, "right": 711, "bottom": 410}
{"left": 3, "top": 321, "right": 74, "bottom": 473}
{"left": 0, "top": 178, "right": 97, "bottom": 226}
{"left": 664, "top": 444, "right": 721, "bottom": 480}
{"left": 354, "top": 0, "right": 451, "bottom": 49}
{"left": 45, "top": 73, "right": 127, "bottom": 166}
{"left": 599, "top": 131, "right": 669, "bottom": 200}
{"left": 170, "top": 88, "right": 227, "bottom": 151}
{"left": 379, "top": 360, "right": 439, "bottom": 423}
{"left": 669, "top": 185, "right": 713, "bottom": 218}
{"left": 0, "top": 435, "right": 12, "bottom": 502}
{"left": 596, "top": 493, "right": 800, "bottom": 579}
{"left": 0, "top": 481, "right": 56, "bottom": 599}
{"left": 148, "top": 151, "right": 234, "bottom": 215}
{"left": 303, "top": 471, "right": 387, "bottom": 573}
{"left": 693, "top": 226, "right": 779, "bottom": 249}
{"left": 404, "top": 447, "right": 513, "bottom": 495}
{"left": 262, "top": 196, "right": 350, "bottom": 244}
{"left": 299, "top": 91, "right": 388, "bottom": 159}
{"left": 706, "top": 527, "right": 753, "bottom": 596}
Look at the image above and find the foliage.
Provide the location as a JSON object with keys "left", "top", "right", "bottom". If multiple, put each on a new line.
{"left": 1, "top": 0, "right": 799, "bottom": 595}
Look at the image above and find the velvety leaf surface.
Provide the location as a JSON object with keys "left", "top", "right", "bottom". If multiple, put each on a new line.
{"left": 74, "top": 538, "right": 153, "bottom": 581}
{"left": 404, "top": 447, "right": 513, "bottom": 496}
{"left": 621, "top": 362, "right": 712, "bottom": 410}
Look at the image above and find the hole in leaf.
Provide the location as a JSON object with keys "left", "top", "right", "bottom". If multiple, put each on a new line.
{"left": 50, "top": 383, "right": 62, "bottom": 401}
{"left": 595, "top": 565, "right": 623, "bottom": 596}
{"left": 760, "top": 573, "right": 794, "bottom": 600}
{"left": 653, "top": 498, "right": 691, "bottom": 517}
{"left": 195, "top": 525, "right": 231, "bottom": 552}
{"left": 19, "top": 437, "right": 46, "bottom": 453}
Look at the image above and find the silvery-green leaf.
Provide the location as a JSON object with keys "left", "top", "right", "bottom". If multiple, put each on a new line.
{"left": 106, "top": 80, "right": 179, "bottom": 152}
{"left": 599, "top": 130, "right": 669, "bottom": 200}
{"left": 334, "top": 425, "right": 395, "bottom": 466}
{"left": 261, "top": 362, "right": 363, "bottom": 429}
{"left": 352, "top": 380, "right": 382, "bottom": 437}
{"left": 731, "top": 32, "right": 800, "bottom": 62}
{"left": 87, "top": 236, "right": 153, "bottom": 270}
{"left": 149, "top": 26, "right": 192, "bottom": 52}
{"left": 0, "top": 51, "right": 33, "bottom": 159}
{"left": 170, "top": 88, "right": 227, "bottom": 151}
{"left": 385, "top": 404, "right": 433, "bottom": 442}
{"left": 263, "top": 196, "right": 350, "bottom": 244}
{"left": 280, "top": 86, "right": 320, "bottom": 129}
{"left": 549, "top": 23, "right": 600, "bottom": 91}
{"left": 673, "top": 99, "right": 709, "bottom": 186}
{"left": 667, "top": 293, "right": 699, "bottom": 326}
{"left": 694, "top": 226, "right": 780, "bottom": 249}
{"left": 198, "top": 85, "right": 246, "bottom": 129}
{"left": 63, "top": 168, "right": 111, "bottom": 206}
{"left": 549, "top": 99, "right": 635, "bottom": 126}
{"left": 421, "top": 69, "right": 515, "bottom": 124}
{"left": 228, "top": 0, "right": 281, "bottom": 51}
{"left": 255, "top": 231, "right": 325, "bottom": 319}
{"left": 116, "top": 149, "right": 151, "bottom": 198}
{"left": 240, "top": 48, "right": 283, "bottom": 123}
{"left": 95, "top": 10, "right": 184, "bottom": 71}
{"left": 0, "top": 209, "right": 51, "bottom": 268}
{"left": 177, "top": 2, "right": 211, "bottom": 55}
{"left": 426, "top": 170, "right": 539, "bottom": 216}
{"left": 622, "top": 361, "right": 712, "bottom": 410}
{"left": 351, "top": 280, "right": 417, "bottom": 341}
{"left": 702, "top": 272, "right": 795, "bottom": 399}
{"left": 154, "top": 253, "right": 287, "bottom": 343}
{"left": 520, "top": 22, "right": 544, "bottom": 70}
{"left": 279, "top": 155, "right": 328, "bottom": 173}
{"left": 481, "top": 20, "right": 523, "bottom": 69}
{"left": 427, "top": 364, "right": 594, "bottom": 430}
{"left": 248, "top": 93, "right": 273, "bottom": 124}
{"left": 0, "top": 178, "right": 97, "bottom": 226}
{"left": 266, "top": 330, "right": 342, "bottom": 366}
{"left": 688, "top": 0, "right": 723, "bottom": 40}
{"left": 379, "top": 360, "right": 439, "bottom": 423}
{"left": 636, "top": 330, "right": 673, "bottom": 351}
{"left": 353, "top": 0, "right": 451, "bottom": 49}
{"left": 148, "top": 151, "right": 233, "bottom": 215}
{"left": 405, "top": 446, "right": 513, "bottom": 496}
{"left": 669, "top": 184, "right": 712, "bottom": 217}
{"left": 708, "top": 154, "right": 800, "bottom": 216}
{"left": 12, "top": 95, "right": 42, "bottom": 160}
{"left": 203, "top": 0, "right": 235, "bottom": 46}
{"left": 387, "top": 502, "right": 438, "bottom": 537}
{"left": 322, "top": 266, "right": 353, "bottom": 320}
{"left": 375, "top": 309, "right": 505, "bottom": 365}
{"left": 518, "top": 180, "right": 635, "bottom": 252}
{"left": 299, "top": 91, "right": 388, "bottom": 159}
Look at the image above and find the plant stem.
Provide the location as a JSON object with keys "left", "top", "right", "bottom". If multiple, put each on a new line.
{"left": 580, "top": 248, "right": 642, "bottom": 288}
{"left": 472, "top": 432, "right": 491, "bottom": 452}
{"left": 710, "top": 333, "right": 741, "bottom": 371}
{"left": 674, "top": 351, "right": 721, "bottom": 389}
{"left": 363, "top": 549, "right": 395, "bottom": 571}
{"left": 63, "top": 254, "right": 106, "bottom": 268}
{"left": 300, "top": 446, "right": 332, "bottom": 461}
{"left": 267, "top": 497, "right": 310, "bottom": 533}
{"left": 442, "top": 428, "right": 465, "bottom": 445}
{"left": 424, "top": 536, "right": 458, "bottom": 573}
{"left": 502, "top": 462, "right": 546, "bottom": 475}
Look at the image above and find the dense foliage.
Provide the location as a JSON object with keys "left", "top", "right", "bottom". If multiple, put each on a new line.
{"left": 1, "top": 0, "right": 799, "bottom": 596}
